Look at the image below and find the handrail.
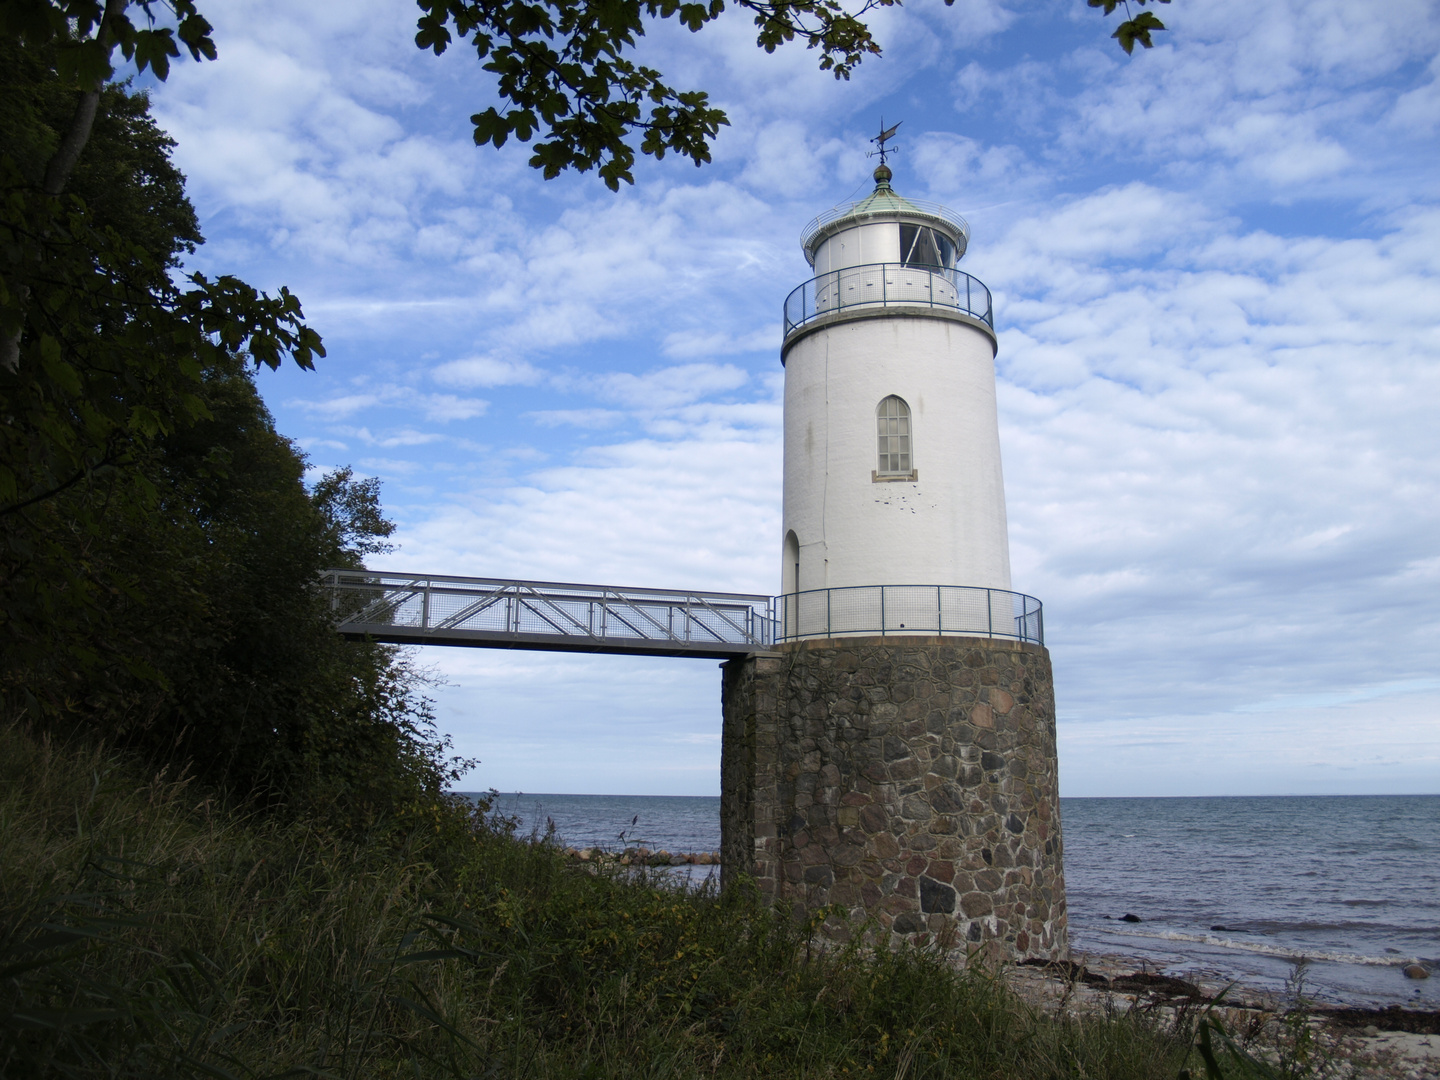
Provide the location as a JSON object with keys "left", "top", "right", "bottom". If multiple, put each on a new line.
{"left": 321, "top": 572, "right": 1044, "bottom": 654}
{"left": 775, "top": 584, "right": 1043, "bottom": 645}
{"left": 783, "top": 262, "right": 993, "bottom": 341}
{"left": 800, "top": 198, "right": 970, "bottom": 258}
{"left": 322, "top": 569, "right": 775, "bottom": 658}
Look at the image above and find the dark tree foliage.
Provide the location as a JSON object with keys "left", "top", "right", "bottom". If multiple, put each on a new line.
{"left": 312, "top": 465, "right": 398, "bottom": 564}
{"left": 0, "top": 33, "right": 467, "bottom": 825}
{"left": 419, "top": 0, "right": 1171, "bottom": 188}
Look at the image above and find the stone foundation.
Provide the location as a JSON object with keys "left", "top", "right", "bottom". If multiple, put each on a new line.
{"left": 720, "top": 636, "right": 1067, "bottom": 959}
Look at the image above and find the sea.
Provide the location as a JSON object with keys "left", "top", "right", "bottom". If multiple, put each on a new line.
{"left": 470, "top": 791, "right": 1440, "bottom": 1009}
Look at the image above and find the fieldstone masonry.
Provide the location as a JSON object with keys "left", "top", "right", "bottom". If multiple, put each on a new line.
{"left": 720, "top": 636, "right": 1068, "bottom": 960}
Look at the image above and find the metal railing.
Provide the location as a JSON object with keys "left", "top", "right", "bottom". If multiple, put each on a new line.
{"left": 800, "top": 199, "right": 970, "bottom": 258}
{"left": 323, "top": 573, "right": 1044, "bottom": 654}
{"left": 783, "top": 262, "right": 993, "bottom": 340}
{"left": 775, "top": 584, "right": 1043, "bottom": 645}
{"left": 323, "top": 570, "right": 775, "bottom": 658}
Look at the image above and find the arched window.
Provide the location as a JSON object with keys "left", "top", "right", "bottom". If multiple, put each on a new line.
{"left": 875, "top": 396, "right": 914, "bottom": 480}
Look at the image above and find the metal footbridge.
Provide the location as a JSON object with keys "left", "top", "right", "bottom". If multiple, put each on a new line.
{"left": 323, "top": 570, "right": 1044, "bottom": 658}
{"left": 323, "top": 570, "right": 775, "bottom": 658}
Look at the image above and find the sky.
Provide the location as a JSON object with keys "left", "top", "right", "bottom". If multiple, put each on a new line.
{"left": 139, "top": 0, "right": 1440, "bottom": 797}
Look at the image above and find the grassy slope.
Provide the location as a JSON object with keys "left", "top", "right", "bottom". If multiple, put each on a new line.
{"left": 0, "top": 724, "right": 1192, "bottom": 1079}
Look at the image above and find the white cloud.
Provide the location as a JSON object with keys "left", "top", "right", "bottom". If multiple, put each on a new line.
{"left": 994, "top": 194, "right": 1440, "bottom": 724}
{"left": 527, "top": 409, "right": 627, "bottom": 429}
{"left": 572, "top": 363, "right": 752, "bottom": 409}
{"left": 432, "top": 356, "right": 545, "bottom": 388}
{"left": 289, "top": 386, "right": 490, "bottom": 424}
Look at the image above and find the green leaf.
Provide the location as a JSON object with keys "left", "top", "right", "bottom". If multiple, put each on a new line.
{"left": 1113, "top": 10, "right": 1167, "bottom": 53}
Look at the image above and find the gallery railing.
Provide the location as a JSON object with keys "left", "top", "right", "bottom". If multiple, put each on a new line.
{"left": 774, "top": 584, "right": 1043, "bottom": 645}
{"left": 323, "top": 570, "right": 775, "bottom": 658}
{"left": 783, "top": 262, "right": 994, "bottom": 340}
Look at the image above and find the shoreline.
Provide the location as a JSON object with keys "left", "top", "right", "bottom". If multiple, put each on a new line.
{"left": 1008, "top": 949, "right": 1440, "bottom": 1079}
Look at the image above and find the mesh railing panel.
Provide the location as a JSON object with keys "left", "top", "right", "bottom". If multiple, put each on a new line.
{"left": 775, "top": 584, "right": 1042, "bottom": 645}
{"left": 784, "top": 262, "right": 992, "bottom": 338}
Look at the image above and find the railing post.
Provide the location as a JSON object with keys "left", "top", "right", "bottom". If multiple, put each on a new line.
{"left": 937, "top": 585, "right": 943, "bottom": 634}
{"left": 880, "top": 586, "right": 886, "bottom": 635}
{"left": 986, "top": 588, "right": 993, "bottom": 638}
{"left": 421, "top": 580, "right": 431, "bottom": 631}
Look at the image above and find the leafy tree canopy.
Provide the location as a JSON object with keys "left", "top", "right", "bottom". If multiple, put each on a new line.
{"left": 0, "top": 31, "right": 465, "bottom": 822}
{"left": 3, "top": 0, "right": 1172, "bottom": 197}
{"left": 421, "top": 0, "right": 1169, "bottom": 188}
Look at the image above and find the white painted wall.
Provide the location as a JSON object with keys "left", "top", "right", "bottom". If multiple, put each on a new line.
{"left": 781, "top": 314, "right": 1011, "bottom": 595}
{"left": 813, "top": 222, "right": 900, "bottom": 274}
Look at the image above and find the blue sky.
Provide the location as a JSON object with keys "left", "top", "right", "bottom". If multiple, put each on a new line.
{"left": 142, "top": 0, "right": 1440, "bottom": 796}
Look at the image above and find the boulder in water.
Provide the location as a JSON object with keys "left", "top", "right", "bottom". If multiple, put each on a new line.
{"left": 1120, "top": 913, "right": 1143, "bottom": 923}
{"left": 1403, "top": 964, "right": 1430, "bottom": 980}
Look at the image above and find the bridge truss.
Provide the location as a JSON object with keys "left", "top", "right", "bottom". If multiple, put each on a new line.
{"left": 323, "top": 570, "right": 775, "bottom": 658}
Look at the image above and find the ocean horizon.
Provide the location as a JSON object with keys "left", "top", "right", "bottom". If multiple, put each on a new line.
{"left": 459, "top": 791, "right": 1439, "bottom": 1009}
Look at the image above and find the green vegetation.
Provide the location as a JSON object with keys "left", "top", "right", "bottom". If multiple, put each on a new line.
{"left": 3, "top": 722, "right": 1212, "bottom": 1079}
{"left": 1, "top": 32, "right": 464, "bottom": 826}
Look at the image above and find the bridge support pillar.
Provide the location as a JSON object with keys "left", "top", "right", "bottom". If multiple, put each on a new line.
{"left": 720, "top": 637, "right": 1068, "bottom": 960}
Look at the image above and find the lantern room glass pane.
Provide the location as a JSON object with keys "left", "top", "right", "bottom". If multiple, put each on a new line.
{"left": 899, "top": 225, "right": 955, "bottom": 269}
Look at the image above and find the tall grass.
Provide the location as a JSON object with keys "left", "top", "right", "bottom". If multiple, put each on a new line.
{"left": 1, "top": 722, "right": 1201, "bottom": 1078}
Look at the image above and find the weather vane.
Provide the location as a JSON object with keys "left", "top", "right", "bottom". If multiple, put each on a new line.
{"left": 869, "top": 119, "right": 901, "bottom": 165}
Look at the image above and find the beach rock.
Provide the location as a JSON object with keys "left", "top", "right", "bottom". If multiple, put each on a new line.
{"left": 1210, "top": 925, "right": 1227, "bottom": 932}
{"left": 1402, "top": 964, "right": 1429, "bottom": 980}
{"left": 1120, "top": 913, "right": 1143, "bottom": 923}
{"left": 1111, "top": 972, "right": 1205, "bottom": 1000}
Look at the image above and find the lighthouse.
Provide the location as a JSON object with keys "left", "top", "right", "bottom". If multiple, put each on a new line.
{"left": 780, "top": 158, "right": 1013, "bottom": 628}
{"left": 775, "top": 151, "right": 1039, "bottom": 645}
{"left": 720, "top": 143, "right": 1067, "bottom": 959}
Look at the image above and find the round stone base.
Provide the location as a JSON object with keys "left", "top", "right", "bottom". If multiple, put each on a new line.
{"left": 721, "top": 635, "right": 1067, "bottom": 960}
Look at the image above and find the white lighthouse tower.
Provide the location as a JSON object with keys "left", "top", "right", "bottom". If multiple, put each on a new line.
{"left": 778, "top": 151, "right": 1025, "bottom": 640}
{"left": 721, "top": 140, "right": 1064, "bottom": 956}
